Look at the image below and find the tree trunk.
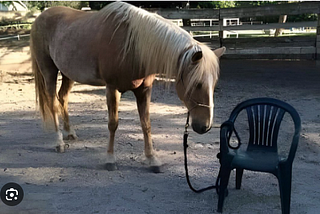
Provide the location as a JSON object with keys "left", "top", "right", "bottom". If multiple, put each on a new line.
{"left": 274, "top": 15, "right": 287, "bottom": 37}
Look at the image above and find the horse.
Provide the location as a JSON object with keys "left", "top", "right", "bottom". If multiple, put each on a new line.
{"left": 30, "top": 2, "right": 225, "bottom": 172}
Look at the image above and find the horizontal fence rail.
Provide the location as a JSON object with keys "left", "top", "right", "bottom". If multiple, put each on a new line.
{"left": 151, "top": 2, "right": 320, "bottom": 19}
{"left": 0, "top": 34, "right": 30, "bottom": 41}
{"left": 148, "top": 2, "right": 320, "bottom": 60}
{"left": 148, "top": 8, "right": 220, "bottom": 19}
{"left": 220, "top": 2, "right": 320, "bottom": 18}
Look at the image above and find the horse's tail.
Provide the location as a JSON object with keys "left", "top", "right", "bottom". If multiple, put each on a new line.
{"left": 31, "top": 39, "right": 57, "bottom": 130}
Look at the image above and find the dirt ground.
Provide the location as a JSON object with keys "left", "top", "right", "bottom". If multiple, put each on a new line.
{"left": 1, "top": 38, "right": 320, "bottom": 214}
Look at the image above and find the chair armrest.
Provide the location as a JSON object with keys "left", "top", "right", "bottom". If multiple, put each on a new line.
{"left": 220, "top": 121, "right": 234, "bottom": 155}
{"left": 287, "top": 133, "right": 300, "bottom": 164}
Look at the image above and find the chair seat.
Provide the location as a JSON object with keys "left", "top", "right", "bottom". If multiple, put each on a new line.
{"left": 230, "top": 150, "right": 280, "bottom": 173}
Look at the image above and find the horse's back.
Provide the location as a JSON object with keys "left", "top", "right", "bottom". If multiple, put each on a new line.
{"left": 31, "top": 7, "right": 109, "bottom": 86}
{"left": 31, "top": 7, "right": 89, "bottom": 42}
{"left": 35, "top": 6, "right": 88, "bottom": 24}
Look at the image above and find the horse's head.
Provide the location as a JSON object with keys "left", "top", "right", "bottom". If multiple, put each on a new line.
{"left": 176, "top": 45, "right": 225, "bottom": 134}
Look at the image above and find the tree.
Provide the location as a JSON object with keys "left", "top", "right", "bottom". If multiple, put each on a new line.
{"left": 189, "top": 1, "right": 235, "bottom": 9}
{"left": 26, "top": 1, "right": 87, "bottom": 11}
{"left": 274, "top": 15, "right": 287, "bottom": 37}
{"left": 234, "top": 1, "right": 288, "bottom": 37}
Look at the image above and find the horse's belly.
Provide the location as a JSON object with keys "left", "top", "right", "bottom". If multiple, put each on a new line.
{"left": 60, "top": 67, "right": 106, "bottom": 86}
{"left": 76, "top": 77, "right": 106, "bottom": 86}
{"left": 53, "top": 51, "right": 106, "bottom": 86}
{"left": 50, "top": 30, "right": 106, "bottom": 86}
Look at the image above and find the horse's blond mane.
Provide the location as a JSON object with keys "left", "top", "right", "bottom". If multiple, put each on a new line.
{"left": 101, "top": 2, "right": 219, "bottom": 93}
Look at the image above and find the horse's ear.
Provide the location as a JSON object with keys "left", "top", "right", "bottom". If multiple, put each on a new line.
{"left": 191, "top": 46, "right": 203, "bottom": 62}
{"left": 213, "top": 47, "right": 226, "bottom": 58}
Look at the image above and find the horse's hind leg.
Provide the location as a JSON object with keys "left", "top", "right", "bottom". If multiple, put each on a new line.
{"left": 47, "top": 81, "right": 66, "bottom": 153}
{"left": 58, "top": 74, "right": 77, "bottom": 140}
{"left": 46, "top": 79, "right": 66, "bottom": 153}
{"left": 133, "top": 84, "right": 162, "bottom": 173}
{"left": 33, "top": 52, "right": 66, "bottom": 152}
{"left": 106, "top": 86, "right": 121, "bottom": 171}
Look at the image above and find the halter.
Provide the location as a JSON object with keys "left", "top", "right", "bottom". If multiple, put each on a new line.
{"left": 177, "top": 71, "right": 213, "bottom": 113}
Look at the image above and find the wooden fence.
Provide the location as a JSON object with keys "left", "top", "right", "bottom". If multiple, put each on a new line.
{"left": 149, "top": 2, "right": 320, "bottom": 60}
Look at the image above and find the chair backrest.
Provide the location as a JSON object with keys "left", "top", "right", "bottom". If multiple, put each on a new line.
{"left": 228, "top": 98, "right": 301, "bottom": 153}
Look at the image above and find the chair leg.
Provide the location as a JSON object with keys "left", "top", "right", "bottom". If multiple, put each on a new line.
{"left": 217, "top": 166, "right": 232, "bottom": 213}
{"left": 236, "top": 168, "right": 244, "bottom": 189}
{"left": 278, "top": 166, "right": 292, "bottom": 214}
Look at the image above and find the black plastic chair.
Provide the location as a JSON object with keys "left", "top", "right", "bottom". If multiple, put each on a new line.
{"left": 217, "top": 98, "right": 301, "bottom": 214}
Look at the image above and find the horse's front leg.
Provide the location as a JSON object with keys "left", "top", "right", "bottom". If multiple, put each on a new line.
{"left": 133, "top": 85, "right": 162, "bottom": 173}
{"left": 106, "top": 86, "right": 121, "bottom": 171}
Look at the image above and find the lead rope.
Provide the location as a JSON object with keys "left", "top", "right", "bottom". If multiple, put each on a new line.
{"left": 183, "top": 112, "right": 220, "bottom": 194}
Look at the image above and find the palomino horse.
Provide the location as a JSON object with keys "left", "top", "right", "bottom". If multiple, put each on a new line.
{"left": 30, "top": 2, "right": 225, "bottom": 172}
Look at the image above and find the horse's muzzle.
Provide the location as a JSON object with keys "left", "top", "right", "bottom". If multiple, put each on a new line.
{"left": 192, "top": 123, "right": 211, "bottom": 134}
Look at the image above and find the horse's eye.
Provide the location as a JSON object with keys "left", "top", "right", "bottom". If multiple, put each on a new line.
{"left": 196, "top": 83, "right": 202, "bottom": 89}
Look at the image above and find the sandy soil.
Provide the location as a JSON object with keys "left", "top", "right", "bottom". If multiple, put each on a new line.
{"left": 0, "top": 38, "right": 320, "bottom": 214}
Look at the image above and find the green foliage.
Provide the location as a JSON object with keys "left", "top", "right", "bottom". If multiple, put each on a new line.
{"left": 288, "top": 13, "right": 318, "bottom": 22}
{"left": 189, "top": 1, "right": 281, "bottom": 9}
{"left": 235, "top": 1, "right": 281, "bottom": 7}
{"left": 88, "top": 1, "right": 110, "bottom": 11}
{"left": 189, "top": 1, "right": 318, "bottom": 23}
{"left": 190, "top": 1, "right": 236, "bottom": 9}
{"left": 26, "top": 1, "right": 88, "bottom": 11}
{"left": 1, "top": 1, "right": 12, "bottom": 7}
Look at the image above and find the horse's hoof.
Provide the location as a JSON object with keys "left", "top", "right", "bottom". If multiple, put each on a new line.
{"left": 66, "top": 134, "right": 78, "bottom": 140}
{"left": 55, "top": 144, "right": 69, "bottom": 153}
{"left": 105, "top": 163, "right": 117, "bottom": 171}
{"left": 149, "top": 165, "right": 163, "bottom": 173}
{"left": 64, "top": 134, "right": 78, "bottom": 140}
{"left": 62, "top": 129, "right": 78, "bottom": 140}
{"left": 55, "top": 145, "right": 65, "bottom": 153}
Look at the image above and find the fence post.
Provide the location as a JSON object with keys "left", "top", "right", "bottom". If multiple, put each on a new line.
{"left": 219, "top": 10, "right": 223, "bottom": 48}
{"left": 183, "top": 19, "right": 191, "bottom": 34}
{"left": 317, "top": 13, "right": 320, "bottom": 62}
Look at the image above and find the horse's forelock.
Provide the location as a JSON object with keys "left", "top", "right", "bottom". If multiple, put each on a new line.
{"left": 179, "top": 44, "right": 220, "bottom": 95}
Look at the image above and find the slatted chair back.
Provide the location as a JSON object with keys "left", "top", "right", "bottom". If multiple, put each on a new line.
{"left": 227, "top": 98, "right": 301, "bottom": 155}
